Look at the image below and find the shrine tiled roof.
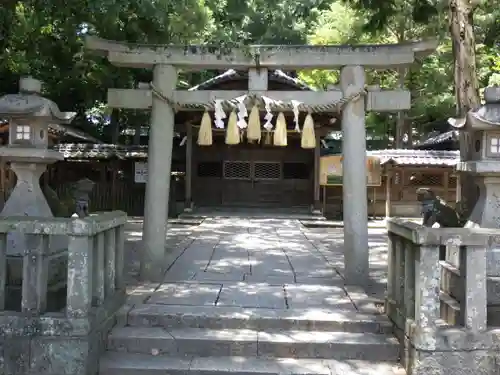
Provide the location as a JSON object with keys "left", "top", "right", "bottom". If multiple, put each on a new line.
{"left": 189, "top": 69, "right": 313, "bottom": 91}
{"left": 49, "top": 124, "right": 103, "bottom": 143}
{"left": 414, "top": 130, "right": 459, "bottom": 148}
{"left": 52, "top": 143, "right": 148, "bottom": 159}
{"left": 54, "top": 143, "right": 459, "bottom": 166}
{"left": 368, "top": 149, "right": 459, "bottom": 166}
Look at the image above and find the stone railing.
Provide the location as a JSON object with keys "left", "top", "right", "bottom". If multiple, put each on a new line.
{"left": 0, "top": 211, "right": 127, "bottom": 375}
{"left": 386, "top": 218, "right": 498, "bottom": 375}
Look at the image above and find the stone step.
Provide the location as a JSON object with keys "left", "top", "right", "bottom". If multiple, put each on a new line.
{"left": 107, "top": 326, "right": 400, "bottom": 361}
{"left": 123, "top": 304, "right": 393, "bottom": 333}
{"left": 100, "top": 353, "right": 405, "bottom": 375}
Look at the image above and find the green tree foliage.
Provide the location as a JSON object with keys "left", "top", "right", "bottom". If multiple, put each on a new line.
{"left": 299, "top": 0, "right": 499, "bottom": 144}
{"left": 299, "top": 2, "right": 455, "bottom": 144}
{"left": 0, "top": 0, "right": 213, "bottom": 140}
{"left": 339, "top": 0, "right": 499, "bottom": 208}
{"left": 0, "top": 0, "right": 498, "bottom": 148}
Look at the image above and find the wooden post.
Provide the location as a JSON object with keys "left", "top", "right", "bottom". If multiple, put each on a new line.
{"left": 443, "top": 171, "right": 449, "bottom": 202}
{"left": 99, "top": 163, "right": 106, "bottom": 183}
{"left": 385, "top": 169, "right": 392, "bottom": 218}
{"left": 455, "top": 173, "right": 461, "bottom": 202}
{"left": 185, "top": 124, "right": 193, "bottom": 210}
{"left": 322, "top": 186, "right": 326, "bottom": 215}
{"left": 0, "top": 161, "right": 5, "bottom": 204}
{"left": 134, "top": 116, "right": 141, "bottom": 145}
{"left": 111, "top": 160, "right": 117, "bottom": 210}
{"left": 313, "top": 133, "right": 321, "bottom": 212}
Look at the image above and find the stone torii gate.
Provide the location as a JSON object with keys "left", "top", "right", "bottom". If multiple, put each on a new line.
{"left": 86, "top": 37, "right": 437, "bottom": 284}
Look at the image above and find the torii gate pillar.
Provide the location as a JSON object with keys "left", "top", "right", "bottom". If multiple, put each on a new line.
{"left": 141, "top": 64, "right": 177, "bottom": 281}
{"left": 340, "top": 65, "right": 369, "bottom": 286}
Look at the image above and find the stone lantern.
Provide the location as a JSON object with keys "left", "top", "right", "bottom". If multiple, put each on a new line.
{"left": 448, "top": 86, "right": 500, "bottom": 320}
{"left": 450, "top": 87, "right": 500, "bottom": 228}
{"left": 0, "top": 77, "right": 76, "bottom": 256}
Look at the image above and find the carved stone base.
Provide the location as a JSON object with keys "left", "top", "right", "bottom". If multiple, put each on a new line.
{"left": 407, "top": 347, "right": 493, "bottom": 375}
{"left": 0, "top": 290, "right": 125, "bottom": 375}
{"left": 394, "top": 324, "right": 496, "bottom": 375}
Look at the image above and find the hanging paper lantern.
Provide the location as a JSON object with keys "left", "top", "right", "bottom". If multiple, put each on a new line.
{"left": 246, "top": 105, "right": 261, "bottom": 142}
{"left": 273, "top": 112, "right": 287, "bottom": 146}
{"left": 225, "top": 111, "right": 240, "bottom": 145}
{"left": 301, "top": 113, "right": 316, "bottom": 149}
{"left": 197, "top": 111, "right": 212, "bottom": 146}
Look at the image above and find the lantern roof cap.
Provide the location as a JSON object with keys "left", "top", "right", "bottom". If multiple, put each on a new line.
{"left": 0, "top": 77, "right": 76, "bottom": 124}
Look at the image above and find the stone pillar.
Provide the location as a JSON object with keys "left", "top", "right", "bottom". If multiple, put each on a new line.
{"left": 340, "top": 65, "right": 369, "bottom": 286}
{"left": 141, "top": 64, "right": 177, "bottom": 281}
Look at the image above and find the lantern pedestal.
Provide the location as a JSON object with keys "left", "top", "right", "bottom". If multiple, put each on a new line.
{"left": 0, "top": 149, "right": 64, "bottom": 256}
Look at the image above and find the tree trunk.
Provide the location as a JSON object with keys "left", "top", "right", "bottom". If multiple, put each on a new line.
{"left": 406, "top": 64, "right": 419, "bottom": 148}
{"left": 448, "top": 0, "right": 481, "bottom": 211}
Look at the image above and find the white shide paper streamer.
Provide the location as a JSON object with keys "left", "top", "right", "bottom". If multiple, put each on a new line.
{"left": 291, "top": 100, "right": 302, "bottom": 133}
{"left": 235, "top": 95, "right": 248, "bottom": 129}
{"left": 262, "top": 96, "right": 274, "bottom": 130}
{"left": 214, "top": 99, "right": 226, "bottom": 129}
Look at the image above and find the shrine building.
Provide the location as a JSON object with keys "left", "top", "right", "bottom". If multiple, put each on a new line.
{"left": 179, "top": 69, "right": 333, "bottom": 210}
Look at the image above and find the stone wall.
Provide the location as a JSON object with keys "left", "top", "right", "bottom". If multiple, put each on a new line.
{"left": 386, "top": 218, "right": 500, "bottom": 375}
{"left": 0, "top": 211, "right": 127, "bottom": 375}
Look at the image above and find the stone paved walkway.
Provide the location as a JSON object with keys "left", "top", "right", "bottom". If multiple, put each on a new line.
{"left": 104, "top": 216, "right": 404, "bottom": 375}
{"left": 123, "top": 216, "right": 390, "bottom": 309}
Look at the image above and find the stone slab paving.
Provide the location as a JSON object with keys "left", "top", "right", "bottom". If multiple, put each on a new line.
{"left": 123, "top": 217, "right": 390, "bottom": 308}
{"left": 123, "top": 218, "right": 196, "bottom": 286}
{"left": 107, "top": 216, "right": 404, "bottom": 375}
{"left": 108, "top": 326, "right": 399, "bottom": 360}
{"left": 101, "top": 353, "right": 405, "bottom": 375}
{"left": 123, "top": 303, "right": 393, "bottom": 332}
{"left": 181, "top": 217, "right": 338, "bottom": 309}
{"left": 147, "top": 282, "right": 223, "bottom": 306}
